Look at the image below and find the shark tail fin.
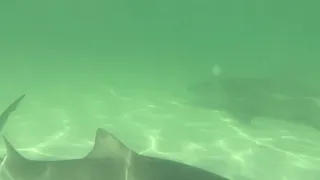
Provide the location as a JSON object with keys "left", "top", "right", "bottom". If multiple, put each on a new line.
{"left": 3, "top": 136, "right": 28, "bottom": 162}
{"left": 0, "top": 94, "right": 26, "bottom": 131}
{"left": 210, "top": 64, "right": 228, "bottom": 102}
{"left": 211, "top": 64, "right": 224, "bottom": 90}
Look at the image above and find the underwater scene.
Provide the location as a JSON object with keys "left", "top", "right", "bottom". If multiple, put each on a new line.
{"left": 0, "top": 0, "right": 320, "bottom": 180}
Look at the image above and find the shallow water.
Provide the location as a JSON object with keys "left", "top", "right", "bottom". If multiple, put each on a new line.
{"left": 1, "top": 1, "right": 320, "bottom": 179}
{"left": 1, "top": 78, "right": 320, "bottom": 180}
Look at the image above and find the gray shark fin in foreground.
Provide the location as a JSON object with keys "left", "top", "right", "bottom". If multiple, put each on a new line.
{"left": 0, "top": 94, "right": 26, "bottom": 170}
{"left": 0, "top": 94, "right": 26, "bottom": 131}
{"left": 0, "top": 128, "right": 230, "bottom": 180}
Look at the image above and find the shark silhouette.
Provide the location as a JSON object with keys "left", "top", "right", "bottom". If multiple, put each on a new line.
{"left": 188, "top": 94, "right": 320, "bottom": 129}
{"left": 188, "top": 65, "right": 320, "bottom": 99}
{"left": 0, "top": 128, "right": 230, "bottom": 180}
{"left": 188, "top": 82, "right": 320, "bottom": 130}
{"left": 0, "top": 95, "right": 230, "bottom": 180}
{"left": 187, "top": 66, "right": 320, "bottom": 129}
{"left": 187, "top": 76, "right": 320, "bottom": 100}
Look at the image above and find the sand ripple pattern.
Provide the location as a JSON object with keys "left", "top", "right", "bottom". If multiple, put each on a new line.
{"left": 1, "top": 85, "right": 320, "bottom": 180}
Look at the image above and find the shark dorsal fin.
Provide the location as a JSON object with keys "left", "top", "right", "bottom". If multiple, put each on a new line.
{"left": 3, "top": 136, "right": 28, "bottom": 162}
{"left": 85, "top": 128, "right": 132, "bottom": 160}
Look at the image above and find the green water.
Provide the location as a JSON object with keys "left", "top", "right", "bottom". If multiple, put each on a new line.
{"left": 1, "top": 0, "right": 320, "bottom": 180}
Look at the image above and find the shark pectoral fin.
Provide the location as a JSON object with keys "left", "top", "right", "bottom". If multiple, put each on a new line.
{"left": 85, "top": 128, "right": 132, "bottom": 160}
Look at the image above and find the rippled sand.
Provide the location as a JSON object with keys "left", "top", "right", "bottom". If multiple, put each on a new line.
{"left": 0, "top": 84, "right": 320, "bottom": 180}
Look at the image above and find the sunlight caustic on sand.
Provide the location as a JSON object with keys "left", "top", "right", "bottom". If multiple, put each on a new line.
{"left": 1, "top": 84, "right": 320, "bottom": 180}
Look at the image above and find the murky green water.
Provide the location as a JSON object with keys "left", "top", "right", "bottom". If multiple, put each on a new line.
{"left": 1, "top": 0, "right": 320, "bottom": 180}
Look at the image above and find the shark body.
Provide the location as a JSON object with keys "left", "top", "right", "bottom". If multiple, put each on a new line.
{"left": 0, "top": 94, "right": 229, "bottom": 180}
{"left": 188, "top": 76, "right": 320, "bottom": 99}
{"left": 188, "top": 94, "right": 320, "bottom": 128}
{"left": 0, "top": 128, "right": 230, "bottom": 180}
{"left": 187, "top": 76, "right": 320, "bottom": 129}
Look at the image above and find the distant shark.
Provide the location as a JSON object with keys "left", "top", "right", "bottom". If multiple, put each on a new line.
{"left": 186, "top": 65, "right": 320, "bottom": 129}
{"left": 188, "top": 76, "right": 320, "bottom": 101}
{"left": 188, "top": 95, "right": 320, "bottom": 129}
{"left": 0, "top": 95, "right": 230, "bottom": 180}
{"left": 188, "top": 65, "right": 320, "bottom": 99}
